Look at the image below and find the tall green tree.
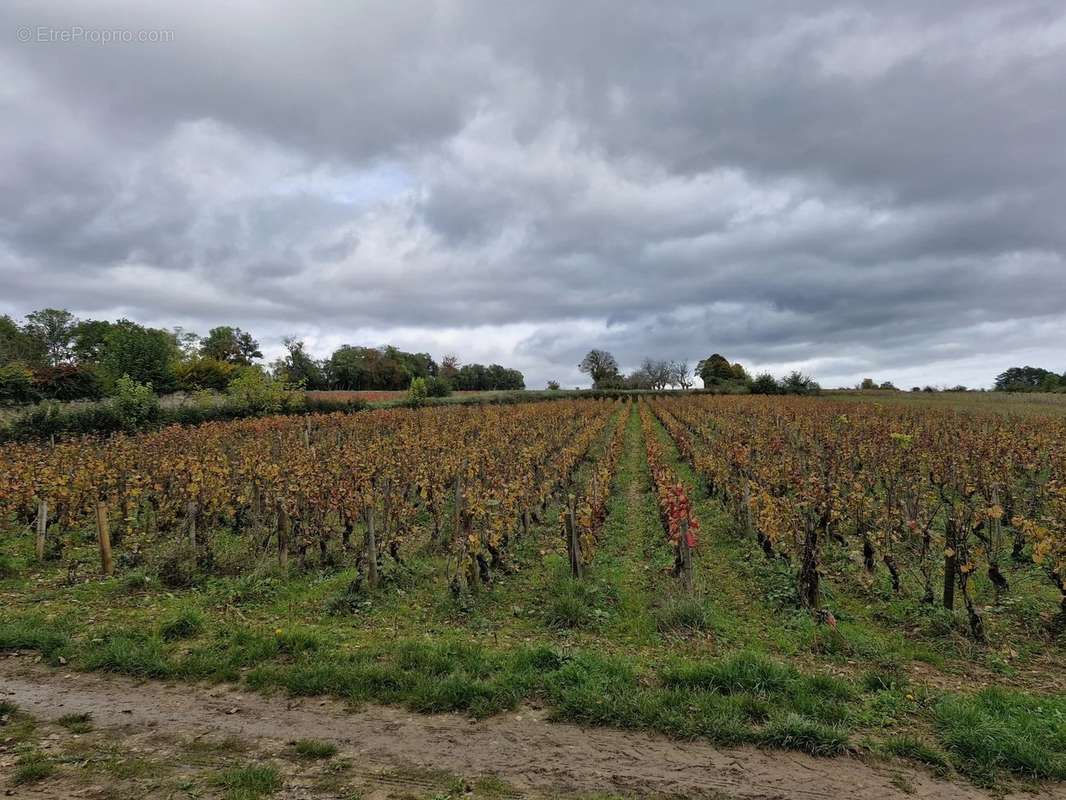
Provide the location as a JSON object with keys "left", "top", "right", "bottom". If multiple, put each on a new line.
{"left": 273, "top": 337, "right": 326, "bottom": 389}
{"left": 71, "top": 319, "right": 115, "bottom": 364}
{"left": 23, "top": 308, "right": 77, "bottom": 366}
{"left": 440, "top": 354, "right": 460, "bottom": 385}
{"left": 995, "top": 366, "right": 1062, "bottom": 392}
{"left": 200, "top": 326, "right": 262, "bottom": 365}
{"left": 579, "top": 349, "right": 620, "bottom": 388}
{"left": 0, "top": 314, "right": 46, "bottom": 366}
{"left": 99, "top": 319, "right": 179, "bottom": 391}
{"left": 696, "top": 353, "right": 734, "bottom": 384}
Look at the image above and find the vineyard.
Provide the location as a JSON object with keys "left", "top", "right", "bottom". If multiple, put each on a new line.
{"left": 649, "top": 395, "right": 1066, "bottom": 641}
{"left": 2, "top": 395, "right": 1065, "bottom": 790}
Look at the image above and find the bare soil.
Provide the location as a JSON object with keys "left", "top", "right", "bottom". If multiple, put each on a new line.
{"left": 2, "top": 656, "right": 1062, "bottom": 800}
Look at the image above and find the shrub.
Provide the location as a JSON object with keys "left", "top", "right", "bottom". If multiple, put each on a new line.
{"left": 781, "top": 371, "right": 821, "bottom": 396}
{"left": 750, "top": 373, "right": 780, "bottom": 395}
{"left": 173, "top": 357, "right": 239, "bottom": 391}
{"left": 424, "top": 375, "right": 452, "bottom": 397}
{"left": 2, "top": 402, "right": 123, "bottom": 441}
{"left": 226, "top": 369, "right": 302, "bottom": 414}
{"left": 32, "top": 365, "right": 103, "bottom": 401}
{"left": 407, "top": 377, "right": 429, "bottom": 406}
{"left": 111, "top": 375, "right": 160, "bottom": 429}
{"left": 0, "top": 362, "right": 38, "bottom": 405}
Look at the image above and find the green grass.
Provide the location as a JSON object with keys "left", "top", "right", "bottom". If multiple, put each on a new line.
{"left": 210, "top": 764, "right": 283, "bottom": 799}
{"left": 653, "top": 594, "right": 716, "bottom": 634}
{"left": 882, "top": 735, "right": 951, "bottom": 774}
{"left": 0, "top": 701, "right": 37, "bottom": 747}
{"left": 0, "top": 616, "right": 71, "bottom": 659}
{"left": 159, "top": 607, "right": 204, "bottom": 641}
{"left": 293, "top": 739, "right": 338, "bottom": 759}
{"left": 115, "top": 569, "right": 153, "bottom": 594}
{"left": 83, "top": 631, "right": 172, "bottom": 677}
{"left": 758, "top": 713, "right": 850, "bottom": 755}
{"left": 11, "top": 750, "right": 55, "bottom": 785}
{"left": 934, "top": 688, "right": 1066, "bottom": 783}
{"left": 543, "top": 566, "right": 615, "bottom": 630}
{"left": 0, "top": 551, "right": 19, "bottom": 579}
{"left": 57, "top": 711, "right": 94, "bottom": 733}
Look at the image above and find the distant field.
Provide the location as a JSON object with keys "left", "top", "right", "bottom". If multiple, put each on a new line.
{"left": 305, "top": 389, "right": 486, "bottom": 404}
{"left": 825, "top": 388, "right": 1066, "bottom": 416}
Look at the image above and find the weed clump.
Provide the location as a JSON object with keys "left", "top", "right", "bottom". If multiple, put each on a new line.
{"left": 655, "top": 594, "right": 715, "bottom": 634}
{"left": 210, "top": 763, "right": 282, "bottom": 799}
{"left": 57, "top": 712, "right": 94, "bottom": 733}
{"left": 159, "top": 607, "right": 205, "bottom": 641}
{"left": 293, "top": 739, "right": 337, "bottom": 759}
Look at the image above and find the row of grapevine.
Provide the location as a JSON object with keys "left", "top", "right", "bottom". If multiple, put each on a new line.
{"left": 558, "top": 406, "right": 629, "bottom": 576}
{"left": 452, "top": 400, "right": 620, "bottom": 591}
{"left": 0, "top": 400, "right": 616, "bottom": 592}
{"left": 638, "top": 401, "right": 699, "bottom": 590}
{"left": 650, "top": 395, "right": 1066, "bottom": 639}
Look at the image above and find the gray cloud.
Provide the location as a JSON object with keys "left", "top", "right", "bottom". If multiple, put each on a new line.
{"left": 2, "top": 0, "right": 1065, "bottom": 389}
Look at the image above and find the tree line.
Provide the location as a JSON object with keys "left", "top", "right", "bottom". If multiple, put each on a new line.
{"left": 0, "top": 308, "right": 524, "bottom": 404}
{"left": 575, "top": 349, "right": 820, "bottom": 395}
{"left": 274, "top": 340, "right": 524, "bottom": 395}
{"left": 994, "top": 366, "right": 1066, "bottom": 393}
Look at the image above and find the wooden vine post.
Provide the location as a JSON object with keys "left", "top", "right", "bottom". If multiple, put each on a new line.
{"left": 187, "top": 500, "right": 198, "bottom": 549}
{"left": 678, "top": 517, "right": 693, "bottom": 592}
{"left": 742, "top": 478, "right": 753, "bottom": 536}
{"left": 566, "top": 493, "right": 582, "bottom": 578}
{"left": 366, "top": 507, "right": 379, "bottom": 588}
{"left": 277, "top": 503, "right": 290, "bottom": 569}
{"left": 35, "top": 499, "right": 48, "bottom": 561}
{"left": 453, "top": 464, "right": 464, "bottom": 540}
{"left": 95, "top": 501, "right": 114, "bottom": 577}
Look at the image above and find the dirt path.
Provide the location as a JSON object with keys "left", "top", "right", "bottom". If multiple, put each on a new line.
{"left": 2, "top": 657, "right": 1060, "bottom": 800}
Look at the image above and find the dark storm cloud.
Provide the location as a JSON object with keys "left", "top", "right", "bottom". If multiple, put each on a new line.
{"left": 2, "top": 0, "right": 1065, "bottom": 388}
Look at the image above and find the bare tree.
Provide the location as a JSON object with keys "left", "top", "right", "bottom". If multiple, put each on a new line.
{"left": 641, "top": 358, "right": 672, "bottom": 390}
{"left": 670, "top": 360, "right": 692, "bottom": 389}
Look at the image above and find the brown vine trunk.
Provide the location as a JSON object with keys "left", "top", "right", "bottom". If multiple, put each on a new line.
{"left": 277, "top": 504, "right": 290, "bottom": 570}
{"left": 959, "top": 573, "right": 985, "bottom": 642}
{"left": 942, "top": 519, "right": 957, "bottom": 611}
{"left": 883, "top": 554, "right": 901, "bottom": 593}
{"left": 364, "top": 507, "right": 379, "bottom": 589}
{"left": 798, "top": 518, "right": 820, "bottom": 610}
{"left": 988, "top": 562, "right": 1009, "bottom": 603}
{"left": 862, "top": 536, "right": 875, "bottom": 572}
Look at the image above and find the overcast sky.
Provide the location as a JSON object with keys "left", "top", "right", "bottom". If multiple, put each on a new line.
{"left": 2, "top": 2, "right": 1065, "bottom": 389}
